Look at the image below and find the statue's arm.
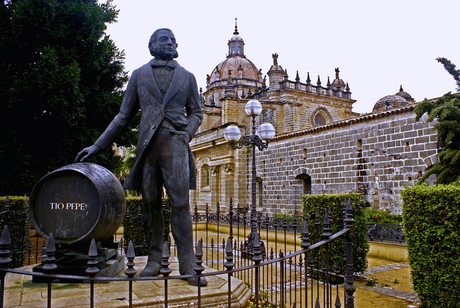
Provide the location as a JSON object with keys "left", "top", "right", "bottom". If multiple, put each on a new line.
{"left": 184, "top": 73, "right": 203, "bottom": 141}
{"left": 75, "top": 70, "right": 140, "bottom": 162}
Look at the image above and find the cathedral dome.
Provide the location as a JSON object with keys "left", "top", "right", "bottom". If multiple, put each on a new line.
{"left": 209, "top": 56, "right": 260, "bottom": 84}
{"left": 373, "top": 95, "right": 410, "bottom": 113}
{"left": 395, "top": 85, "right": 415, "bottom": 102}
{"left": 207, "top": 22, "right": 260, "bottom": 86}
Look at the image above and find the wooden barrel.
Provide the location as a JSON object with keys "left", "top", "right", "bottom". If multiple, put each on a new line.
{"left": 30, "top": 163, "right": 126, "bottom": 245}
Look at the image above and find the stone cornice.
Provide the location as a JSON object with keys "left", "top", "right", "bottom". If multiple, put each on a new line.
{"left": 273, "top": 105, "right": 416, "bottom": 141}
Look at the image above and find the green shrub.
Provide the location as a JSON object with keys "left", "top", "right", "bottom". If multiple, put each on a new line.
{"left": 0, "top": 196, "right": 30, "bottom": 268}
{"left": 364, "top": 207, "right": 403, "bottom": 224}
{"left": 123, "top": 197, "right": 171, "bottom": 256}
{"left": 302, "top": 193, "right": 369, "bottom": 276}
{"left": 401, "top": 183, "right": 460, "bottom": 308}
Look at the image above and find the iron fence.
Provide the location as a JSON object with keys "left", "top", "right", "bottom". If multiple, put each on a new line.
{"left": 367, "top": 223, "right": 405, "bottom": 243}
{"left": 0, "top": 199, "right": 356, "bottom": 308}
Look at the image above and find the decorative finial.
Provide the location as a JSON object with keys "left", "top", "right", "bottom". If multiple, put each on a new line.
{"left": 327, "top": 76, "right": 331, "bottom": 87}
{"left": 306, "top": 72, "right": 311, "bottom": 84}
{"left": 399, "top": 85, "right": 404, "bottom": 92}
{"left": 234, "top": 18, "right": 239, "bottom": 35}
{"left": 296, "top": 71, "right": 300, "bottom": 82}
{"left": 317, "top": 75, "right": 321, "bottom": 85}
{"left": 335, "top": 67, "right": 340, "bottom": 79}
{"left": 272, "top": 53, "right": 278, "bottom": 66}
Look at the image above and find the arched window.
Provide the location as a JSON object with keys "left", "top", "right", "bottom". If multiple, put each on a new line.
{"left": 296, "top": 174, "right": 312, "bottom": 195}
{"left": 201, "top": 164, "right": 210, "bottom": 188}
{"left": 263, "top": 111, "right": 269, "bottom": 123}
{"left": 312, "top": 108, "right": 331, "bottom": 127}
{"left": 314, "top": 113, "right": 326, "bottom": 126}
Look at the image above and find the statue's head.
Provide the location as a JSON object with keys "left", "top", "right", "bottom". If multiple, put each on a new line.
{"left": 148, "top": 28, "right": 179, "bottom": 60}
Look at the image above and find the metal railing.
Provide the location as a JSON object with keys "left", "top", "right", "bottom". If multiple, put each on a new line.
{"left": 367, "top": 223, "right": 405, "bottom": 243}
{"left": 0, "top": 199, "right": 356, "bottom": 308}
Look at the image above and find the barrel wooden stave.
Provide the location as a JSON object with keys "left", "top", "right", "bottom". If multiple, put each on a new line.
{"left": 30, "top": 163, "right": 126, "bottom": 245}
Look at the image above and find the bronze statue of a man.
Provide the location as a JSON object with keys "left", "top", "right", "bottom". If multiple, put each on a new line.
{"left": 76, "top": 28, "right": 205, "bottom": 285}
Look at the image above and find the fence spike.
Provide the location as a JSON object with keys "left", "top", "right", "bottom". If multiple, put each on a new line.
{"left": 0, "top": 226, "right": 12, "bottom": 267}
{"left": 224, "top": 238, "right": 234, "bottom": 271}
{"left": 292, "top": 213, "right": 298, "bottom": 230}
{"left": 335, "top": 292, "right": 341, "bottom": 307}
{"left": 315, "top": 297, "right": 321, "bottom": 308}
{"left": 252, "top": 233, "right": 262, "bottom": 264}
{"left": 124, "top": 240, "right": 137, "bottom": 277}
{"left": 194, "top": 239, "right": 205, "bottom": 275}
{"left": 160, "top": 241, "right": 172, "bottom": 277}
{"left": 42, "top": 233, "right": 57, "bottom": 272}
{"left": 301, "top": 214, "right": 310, "bottom": 249}
{"left": 86, "top": 238, "right": 99, "bottom": 277}
{"left": 314, "top": 209, "right": 320, "bottom": 230}
{"left": 322, "top": 212, "right": 331, "bottom": 239}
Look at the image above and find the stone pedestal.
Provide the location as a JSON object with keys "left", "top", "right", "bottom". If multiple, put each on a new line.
{"left": 5, "top": 256, "right": 251, "bottom": 307}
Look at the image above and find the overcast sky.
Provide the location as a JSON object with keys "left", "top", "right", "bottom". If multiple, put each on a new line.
{"left": 101, "top": 0, "right": 460, "bottom": 114}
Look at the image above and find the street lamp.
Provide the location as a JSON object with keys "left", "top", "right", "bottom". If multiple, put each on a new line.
{"left": 223, "top": 99, "right": 275, "bottom": 255}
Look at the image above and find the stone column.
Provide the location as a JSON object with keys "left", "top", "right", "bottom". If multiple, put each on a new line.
{"left": 210, "top": 165, "right": 220, "bottom": 211}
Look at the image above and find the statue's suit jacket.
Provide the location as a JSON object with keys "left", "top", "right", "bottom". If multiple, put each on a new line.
{"left": 94, "top": 59, "right": 203, "bottom": 190}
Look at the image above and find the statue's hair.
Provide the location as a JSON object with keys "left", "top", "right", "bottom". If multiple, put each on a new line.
{"left": 148, "top": 28, "right": 179, "bottom": 58}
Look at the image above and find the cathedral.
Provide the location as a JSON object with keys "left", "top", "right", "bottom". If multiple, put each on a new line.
{"left": 189, "top": 24, "right": 438, "bottom": 215}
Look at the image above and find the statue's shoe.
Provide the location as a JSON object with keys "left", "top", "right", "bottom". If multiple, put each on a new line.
{"left": 139, "top": 261, "right": 161, "bottom": 277}
{"left": 182, "top": 269, "right": 208, "bottom": 286}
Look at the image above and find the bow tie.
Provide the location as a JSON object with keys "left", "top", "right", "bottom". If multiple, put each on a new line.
{"left": 151, "top": 60, "right": 176, "bottom": 70}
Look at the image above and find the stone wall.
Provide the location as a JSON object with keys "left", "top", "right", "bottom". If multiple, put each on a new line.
{"left": 256, "top": 106, "right": 438, "bottom": 215}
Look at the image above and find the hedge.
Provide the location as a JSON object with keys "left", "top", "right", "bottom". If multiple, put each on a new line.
{"left": 401, "top": 183, "right": 460, "bottom": 307}
{"left": 302, "top": 193, "right": 369, "bottom": 276}
{"left": 123, "top": 197, "right": 171, "bottom": 256}
{"left": 0, "top": 196, "right": 30, "bottom": 268}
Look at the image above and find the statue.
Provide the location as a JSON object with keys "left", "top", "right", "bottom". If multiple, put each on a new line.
{"left": 75, "top": 28, "right": 206, "bottom": 286}
{"left": 272, "top": 53, "right": 278, "bottom": 66}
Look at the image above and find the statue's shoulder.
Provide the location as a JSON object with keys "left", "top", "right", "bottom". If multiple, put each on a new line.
{"left": 171, "top": 61, "right": 193, "bottom": 76}
{"left": 138, "top": 62, "right": 152, "bottom": 73}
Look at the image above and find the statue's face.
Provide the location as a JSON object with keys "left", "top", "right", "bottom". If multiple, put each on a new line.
{"left": 155, "top": 30, "right": 177, "bottom": 60}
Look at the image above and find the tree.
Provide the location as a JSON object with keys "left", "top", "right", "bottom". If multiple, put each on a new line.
{"left": 414, "top": 58, "right": 460, "bottom": 184}
{"left": 0, "top": 0, "right": 138, "bottom": 196}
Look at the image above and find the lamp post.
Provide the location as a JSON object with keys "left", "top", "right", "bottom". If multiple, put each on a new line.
{"left": 224, "top": 99, "right": 275, "bottom": 255}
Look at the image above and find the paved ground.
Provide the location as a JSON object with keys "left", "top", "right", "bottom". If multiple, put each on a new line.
{"left": 356, "top": 261, "right": 420, "bottom": 307}
{"left": 3, "top": 256, "right": 251, "bottom": 308}
{"left": 3, "top": 255, "right": 420, "bottom": 307}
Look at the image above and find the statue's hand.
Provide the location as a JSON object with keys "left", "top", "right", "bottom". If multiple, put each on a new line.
{"left": 75, "top": 145, "right": 101, "bottom": 162}
{"left": 169, "top": 128, "right": 192, "bottom": 143}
